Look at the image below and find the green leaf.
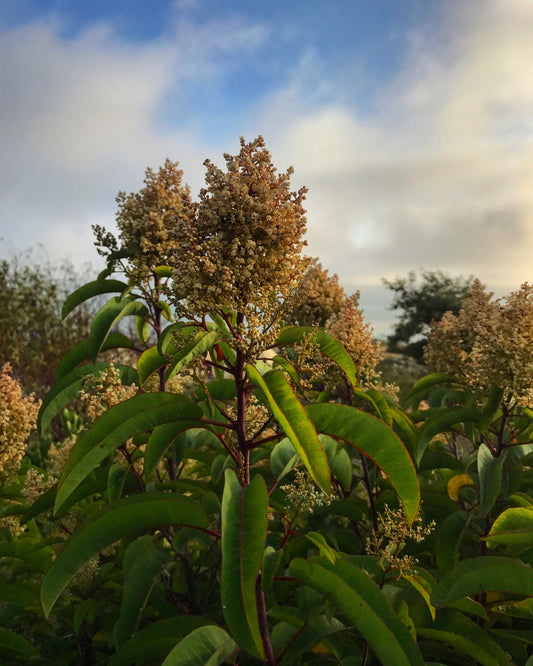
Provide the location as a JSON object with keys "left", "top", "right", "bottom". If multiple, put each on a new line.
{"left": 55, "top": 393, "right": 203, "bottom": 512}
{"left": 162, "top": 625, "right": 238, "bottom": 666}
{"left": 114, "top": 535, "right": 170, "bottom": 648}
{"left": 107, "top": 464, "right": 128, "bottom": 503}
{"left": 56, "top": 333, "right": 134, "bottom": 381}
{"left": 276, "top": 326, "right": 357, "bottom": 387}
{"left": 305, "top": 403, "right": 420, "bottom": 524}
{"left": 62, "top": 279, "right": 129, "bottom": 319}
{"left": 418, "top": 609, "right": 511, "bottom": 666}
{"left": 0, "top": 627, "right": 38, "bottom": 659}
{"left": 157, "top": 300, "right": 173, "bottom": 321}
{"left": 272, "top": 355, "right": 299, "bottom": 383}
{"left": 154, "top": 265, "right": 173, "bottom": 277}
{"left": 262, "top": 546, "right": 283, "bottom": 593}
{"left": 403, "top": 373, "right": 457, "bottom": 408}
{"left": 485, "top": 507, "right": 533, "bottom": 550}
{"left": 247, "top": 367, "right": 330, "bottom": 494}
{"left": 89, "top": 295, "right": 150, "bottom": 362}
{"left": 435, "top": 510, "right": 471, "bottom": 574}
{"left": 478, "top": 444, "right": 506, "bottom": 515}
{"left": 144, "top": 421, "right": 206, "bottom": 479}
{"left": 304, "top": 532, "right": 337, "bottom": 564}
{"left": 166, "top": 329, "right": 224, "bottom": 381}
{"left": 320, "top": 435, "right": 352, "bottom": 491}
{"left": 432, "top": 556, "right": 533, "bottom": 608}
{"left": 138, "top": 345, "right": 168, "bottom": 385}
{"left": 135, "top": 315, "right": 150, "bottom": 344}
{"left": 221, "top": 469, "right": 267, "bottom": 659}
{"left": 38, "top": 362, "right": 138, "bottom": 436}
{"left": 290, "top": 557, "right": 424, "bottom": 665}
{"left": 41, "top": 493, "right": 209, "bottom": 617}
{"left": 109, "top": 617, "right": 213, "bottom": 666}
{"left": 417, "top": 406, "right": 479, "bottom": 464}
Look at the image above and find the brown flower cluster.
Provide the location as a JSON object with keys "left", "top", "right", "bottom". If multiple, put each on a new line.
{"left": 326, "top": 293, "right": 389, "bottom": 392}
{"left": 169, "top": 137, "right": 310, "bottom": 354}
{"left": 93, "top": 159, "right": 193, "bottom": 284}
{"left": 0, "top": 363, "right": 40, "bottom": 484}
{"left": 425, "top": 280, "right": 533, "bottom": 407}
{"left": 285, "top": 259, "right": 345, "bottom": 327}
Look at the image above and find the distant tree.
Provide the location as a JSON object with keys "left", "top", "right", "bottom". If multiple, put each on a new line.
{"left": 285, "top": 258, "right": 345, "bottom": 327}
{"left": 383, "top": 269, "right": 473, "bottom": 363}
{"left": 0, "top": 256, "right": 93, "bottom": 396}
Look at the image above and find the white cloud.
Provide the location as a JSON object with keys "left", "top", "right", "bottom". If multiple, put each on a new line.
{"left": 258, "top": 0, "right": 533, "bottom": 332}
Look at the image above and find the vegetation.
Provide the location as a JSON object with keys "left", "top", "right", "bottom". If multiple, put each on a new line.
{"left": 1, "top": 138, "right": 533, "bottom": 665}
{"left": 384, "top": 270, "right": 474, "bottom": 363}
{"left": 0, "top": 256, "right": 94, "bottom": 396}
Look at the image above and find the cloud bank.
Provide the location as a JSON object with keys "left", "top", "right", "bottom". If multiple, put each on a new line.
{"left": 0, "top": 0, "right": 531, "bottom": 334}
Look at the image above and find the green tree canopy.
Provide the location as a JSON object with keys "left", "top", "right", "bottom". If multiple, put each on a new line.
{"left": 384, "top": 269, "right": 473, "bottom": 362}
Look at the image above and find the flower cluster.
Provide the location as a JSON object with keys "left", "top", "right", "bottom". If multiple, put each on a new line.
{"left": 0, "top": 363, "right": 40, "bottom": 484}
{"left": 93, "top": 159, "right": 193, "bottom": 285}
{"left": 325, "top": 293, "right": 396, "bottom": 396}
{"left": 79, "top": 361, "right": 137, "bottom": 422}
{"left": 425, "top": 281, "right": 533, "bottom": 407}
{"left": 365, "top": 504, "right": 435, "bottom": 578}
{"left": 285, "top": 259, "right": 345, "bottom": 327}
{"left": 169, "top": 137, "right": 310, "bottom": 356}
{"left": 280, "top": 468, "right": 331, "bottom": 515}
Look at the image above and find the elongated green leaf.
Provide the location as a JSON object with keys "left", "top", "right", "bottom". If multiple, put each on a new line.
{"left": 432, "top": 556, "right": 533, "bottom": 608}
{"left": 0, "top": 627, "right": 38, "bottom": 659}
{"left": 276, "top": 326, "right": 357, "bottom": 387}
{"left": 162, "top": 625, "right": 238, "bottom": 666}
{"left": 304, "top": 531, "right": 337, "bottom": 564}
{"left": 366, "top": 389, "right": 393, "bottom": 427}
{"left": 478, "top": 444, "right": 506, "bottom": 515}
{"left": 38, "top": 362, "right": 138, "bottom": 436}
{"left": 89, "top": 296, "right": 149, "bottom": 362}
{"left": 41, "top": 493, "right": 208, "bottom": 617}
{"left": 435, "top": 510, "right": 471, "bottom": 574}
{"left": 166, "top": 329, "right": 224, "bottom": 381}
{"left": 221, "top": 469, "right": 267, "bottom": 659}
{"left": 262, "top": 546, "right": 283, "bottom": 593}
{"left": 55, "top": 393, "right": 203, "bottom": 512}
{"left": 114, "top": 535, "right": 170, "bottom": 648}
{"left": 0, "top": 582, "right": 38, "bottom": 609}
{"left": 271, "top": 615, "right": 345, "bottom": 664}
{"left": 138, "top": 345, "right": 169, "bottom": 385}
{"left": 272, "top": 355, "right": 299, "bottom": 383}
{"left": 62, "top": 279, "right": 129, "bottom": 319}
{"left": 485, "top": 507, "right": 533, "bottom": 549}
{"left": 144, "top": 421, "right": 205, "bottom": 479}
{"left": 135, "top": 315, "right": 150, "bottom": 343}
{"left": 305, "top": 403, "right": 420, "bottom": 524}
{"left": 270, "top": 437, "right": 301, "bottom": 480}
{"left": 417, "top": 406, "right": 479, "bottom": 464}
{"left": 247, "top": 367, "right": 330, "bottom": 494}
{"left": 109, "top": 617, "right": 213, "bottom": 666}
{"left": 403, "top": 373, "right": 457, "bottom": 408}
{"left": 418, "top": 609, "right": 511, "bottom": 666}
{"left": 290, "top": 557, "right": 424, "bottom": 665}
{"left": 56, "top": 333, "right": 134, "bottom": 381}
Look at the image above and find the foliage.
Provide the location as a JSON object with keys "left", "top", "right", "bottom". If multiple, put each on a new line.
{"left": 1, "top": 139, "right": 533, "bottom": 665}
{"left": 0, "top": 255, "right": 94, "bottom": 396}
{"left": 384, "top": 270, "right": 474, "bottom": 363}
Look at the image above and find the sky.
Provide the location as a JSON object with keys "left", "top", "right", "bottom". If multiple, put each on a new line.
{"left": 0, "top": 0, "right": 532, "bottom": 335}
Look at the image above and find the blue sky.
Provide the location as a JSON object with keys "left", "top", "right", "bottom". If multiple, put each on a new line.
{"left": 1, "top": 0, "right": 532, "bottom": 334}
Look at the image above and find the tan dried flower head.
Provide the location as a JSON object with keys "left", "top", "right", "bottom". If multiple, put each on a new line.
{"left": 94, "top": 159, "right": 193, "bottom": 283}
{"left": 326, "top": 293, "right": 384, "bottom": 390}
{"left": 0, "top": 363, "right": 40, "bottom": 483}
{"left": 286, "top": 259, "right": 345, "bottom": 327}
{"left": 425, "top": 280, "right": 533, "bottom": 407}
{"left": 170, "top": 137, "right": 310, "bottom": 353}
